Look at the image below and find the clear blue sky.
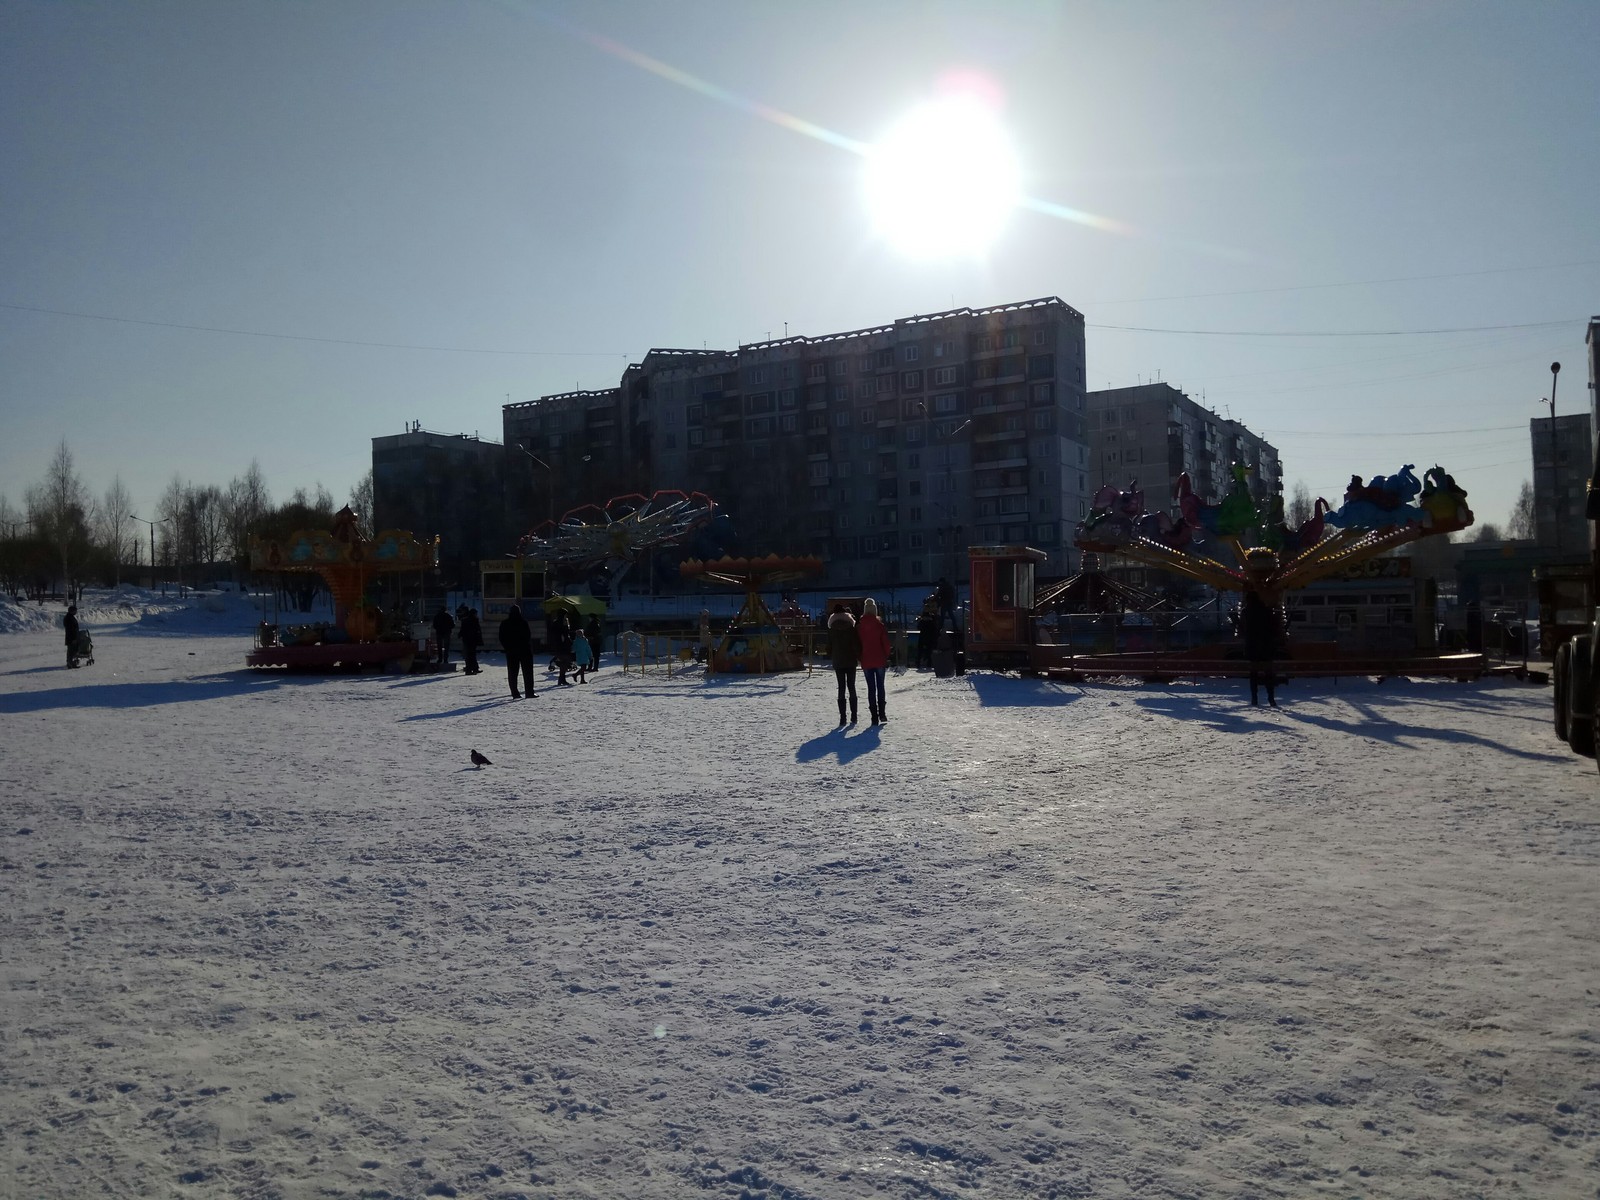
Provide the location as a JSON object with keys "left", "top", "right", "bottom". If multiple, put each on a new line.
{"left": 2, "top": 0, "right": 1597, "bottom": 535}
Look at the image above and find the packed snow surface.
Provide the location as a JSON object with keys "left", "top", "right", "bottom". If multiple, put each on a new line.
{"left": 3, "top": 597, "right": 1598, "bottom": 1199}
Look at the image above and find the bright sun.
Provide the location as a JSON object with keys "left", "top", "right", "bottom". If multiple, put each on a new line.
{"left": 864, "top": 94, "right": 1022, "bottom": 260}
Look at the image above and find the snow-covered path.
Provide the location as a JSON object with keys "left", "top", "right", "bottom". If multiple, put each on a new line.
{"left": 3, "top": 610, "right": 1597, "bottom": 1199}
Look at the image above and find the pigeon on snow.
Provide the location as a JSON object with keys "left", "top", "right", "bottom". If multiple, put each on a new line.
{"left": 470, "top": 749, "right": 492, "bottom": 768}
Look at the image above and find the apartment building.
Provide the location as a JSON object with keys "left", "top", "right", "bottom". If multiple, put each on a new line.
{"left": 1086, "top": 382, "right": 1281, "bottom": 513}
{"left": 370, "top": 425, "right": 507, "bottom": 588}
{"left": 504, "top": 296, "right": 1092, "bottom": 590}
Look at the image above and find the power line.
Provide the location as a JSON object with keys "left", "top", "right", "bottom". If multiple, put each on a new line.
{"left": 1088, "top": 318, "right": 1581, "bottom": 337}
{"left": 0, "top": 301, "right": 631, "bottom": 357}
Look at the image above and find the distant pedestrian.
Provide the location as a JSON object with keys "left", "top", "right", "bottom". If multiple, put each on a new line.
{"left": 915, "top": 608, "right": 938, "bottom": 670}
{"left": 432, "top": 606, "right": 455, "bottom": 666}
{"left": 63, "top": 604, "right": 80, "bottom": 669}
{"left": 858, "top": 598, "right": 892, "bottom": 725}
{"left": 935, "top": 577, "right": 957, "bottom": 628}
{"left": 827, "top": 605, "right": 861, "bottom": 725}
{"left": 459, "top": 608, "right": 483, "bottom": 675}
{"left": 584, "top": 614, "right": 603, "bottom": 670}
{"left": 499, "top": 604, "right": 536, "bottom": 699}
{"left": 572, "top": 630, "right": 593, "bottom": 683}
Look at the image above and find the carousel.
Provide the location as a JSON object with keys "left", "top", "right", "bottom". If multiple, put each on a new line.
{"left": 246, "top": 507, "right": 439, "bottom": 670}
{"left": 679, "top": 554, "right": 825, "bottom": 673}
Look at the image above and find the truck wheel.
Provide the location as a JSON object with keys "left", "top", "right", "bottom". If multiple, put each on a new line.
{"left": 1568, "top": 637, "right": 1595, "bottom": 757}
{"left": 1554, "top": 641, "right": 1571, "bottom": 741}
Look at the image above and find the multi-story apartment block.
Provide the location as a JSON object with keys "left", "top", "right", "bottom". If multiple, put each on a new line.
{"left": 1086, "top": 382, "right": 1281, "bottom": 516}
{"left": 503, "top": 297, "right": 1092, "bottom": 590}
{"left": 1530, "top": 410, "right": 1591, "bottom": 557}
{"left": 370, "top": 425, "right": 507, "bottom": 588}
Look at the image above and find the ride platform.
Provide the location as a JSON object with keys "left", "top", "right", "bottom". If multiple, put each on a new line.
{"left": 1036, "top": 644, "right": 1485, "bottom": 683}
{"left": 246, "top": 642, "right": 427, "bottom": 672}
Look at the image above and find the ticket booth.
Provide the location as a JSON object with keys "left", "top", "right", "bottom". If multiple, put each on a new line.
{"left": 967, "top": 544, "right": 1047, "bottom": 667}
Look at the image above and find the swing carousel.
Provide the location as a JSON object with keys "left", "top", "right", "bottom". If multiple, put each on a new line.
{"left": 1048, "top": 460, "right": 1478, "bottom": 677}
{"left": 246, "top": 507, "right": 438, "bottom": 670}
{"left": 678, "top": 554, "right": 825, "bottom": 673}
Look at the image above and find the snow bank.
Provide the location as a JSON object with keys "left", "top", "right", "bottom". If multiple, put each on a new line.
{"left": 0, "top": 597, "right": 54, "bottom": 634}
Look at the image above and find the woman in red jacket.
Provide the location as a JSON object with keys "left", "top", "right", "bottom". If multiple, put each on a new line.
{"left": 858, "top": 597, "right": 893, "bottom": 725}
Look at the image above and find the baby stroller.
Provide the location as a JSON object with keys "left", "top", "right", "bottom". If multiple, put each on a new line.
{"left": 69, "top": 629, "right": 94, "bottom": 667}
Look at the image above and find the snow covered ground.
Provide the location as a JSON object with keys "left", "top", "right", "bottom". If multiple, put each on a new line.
{"left": 3, "top": 595, "right": 1598, "bottom": 1199}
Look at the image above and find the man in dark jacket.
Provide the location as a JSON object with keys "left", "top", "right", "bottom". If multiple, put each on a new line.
{"left": 499, "top": 604, "right": 536, "bottom": 698}
{"left": 459, "top": 608, "right": 484, "bottom": 675}
{"left": 827, "top": 606, "right": 861, "bottom": 725}
{"left": 1241, "top": 588, "right": 1285, "bottom": 707}
{"left": 64, "top": 604, "right": 80, "bottom": 668}
{"left": 432, "top": 606, "right": 455, "bottom": 666}
{"left": 584, "top": 613, "right": 603, "bottom": 671}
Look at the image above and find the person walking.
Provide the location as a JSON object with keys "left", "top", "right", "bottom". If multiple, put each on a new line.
{"left": 915, "top": 608, "right": 938, "bottom": 670}
{"left": 63, "top": 604, "right": 80, "bottom": 669}
{"left": 584, "top": 614, "right": 603, "bottom": 672}
{"left": 498, "top": 603, "right": 536, "bottom": 699}
{"left": 572, "top": 629, "right": 593, "bottom": 683}
{"left": 827, "top": 605, "right": 861, "bottom": 725}
{"left": 432, "top": 606, "right": 455, "bottom": 667}
{"left": 459, "top": 608, "right": 483, "bottom": 675}
{"left": 858, "top": 598, "right": 892, "bottom": 725}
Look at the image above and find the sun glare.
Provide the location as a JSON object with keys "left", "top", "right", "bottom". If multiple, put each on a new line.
{"left": 864, "top": 94, "right": 1022, "bottom": 259}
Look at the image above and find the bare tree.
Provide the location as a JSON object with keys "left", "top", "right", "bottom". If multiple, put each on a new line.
{"left": 223, "top": 460, "right": 272, "bottom": 562}
{"left": 97, "top": 477, "right": 134, "bottom": 583}
{"left": 27, "top": 441, "right": 94, "bottom": 593}
{"left": 1286, "top": 480, "right": 1313, "bottom": 529}
{"left": 349, "top": 469, "right": 374, "bottom": 538}
{"left": 1472, "top": 522, "right": 1504, "bottom": 543}
{"left": 1508, "top": 480, "right": 1535, "bottom": 541}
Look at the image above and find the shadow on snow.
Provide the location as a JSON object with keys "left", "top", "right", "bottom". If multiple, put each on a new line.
{"left": 795, "top": 725, "right": 882, "bottom": 763}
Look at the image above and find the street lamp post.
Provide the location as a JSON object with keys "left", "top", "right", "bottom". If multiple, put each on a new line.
{"left": 1540, "top": 361, "right": 1562, "bottom": 554}
{"left": 128, "top": 515, "right": 168, "bottom": 595}
{"left": 519, "top": 444, "right": 555, "bottom": 528}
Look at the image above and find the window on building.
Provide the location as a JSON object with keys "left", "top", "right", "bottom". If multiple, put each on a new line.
{"left": 779, "top": 389, "right": 798, "bottom": 409}
{"left": 808, "top": 412, "right": 826, "bottom": 431}
{"left": 903, "top": 345, "right": 920, "bottom": 362}
{"left": 833, "top": 359, "right": 848, "bottom": 377}
{"left": 858, "top": 354, "right": 873, "bottom": 371}
{"left": 834, "top": 411, "right": 850, "bottom": 428}
{"left": 751, "top": 367, "right": 767, "bottom": 384}
{"left": 904, "top": 424, "right": 925, "bottom": 445}
{"left": 836, "top": 461, "right": 851, "bottom": 479}
{"left": 686, "top": 404, "right": 703, "bottom": 423}
{"left": 876, "top": 348, "right": 894, "bottom": 368}
{"left": 1034, "top": 330, "right": 1048, "bottom": 346}
{"left": 1028, "top": 353, "right": 1054, "bottom": 379}
{"left": 876, "top": 375, "right": 893, "bottom": 394}
{"left": 838, "top": 513, "right": 850, "bottom": 529}
{"left": 933, "top": 366, "right": 958, "bottom": 385}
{"left": 780, "top": 413, "right": 798, "bottom": 433}
{"left": 1032, "top": 412, "right": 1053, "bottom": 430}
{"left": 810, "top": 485, "right": 828, "bottom": 503}
{"left": 861, "top": 432, "right": 876, "bottom": 451}
{"left": 1003, "top": 330, "right": 1021, "bottom": 348}
{"left": 745, "top": 416, "right": 773, "bottom": 437}
{"left": 855, "top": 381, "right": 873, "bottom": 400}
{"left": 910, "top": 511, "right": 923, "bottom": 529}
{"left": 1030, "top": 382, "right": 1053, "bottom": 406}
{"left": 745, "top": 393, "right": 774, "bottom": 414}
{"left": 934, "top": 393, "right": 960, "bottom": 414}
{"left": 902, "top": 370, "right": 923, "bottom": 391}
{"left": 860, "top": 409, "right": 874, "bottom": 426}
{"left": 688, "top": 429, "right": 704, "bottom": 447}
{"left": 1004, "top": 415, "right": 1022, "bottom": 432}
{"left": 808, "top": 362, "right": 826, "bottom": 381}
{"left": 975, "top": 333, "right": 996, "bottom": 352}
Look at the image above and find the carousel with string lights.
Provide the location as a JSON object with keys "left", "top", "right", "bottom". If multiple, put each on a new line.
{"left": 1038, "top": 460, "right": 1480, "bottom": 677}
{"left": 679, "top": 554, "right": 825, "bottom": 673}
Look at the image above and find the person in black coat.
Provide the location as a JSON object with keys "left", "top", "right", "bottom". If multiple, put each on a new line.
{"left": 459, "top": 608, "right": 484, "bottom": 675}
{"left": 63, "top": 604, "right": 80, "bottom": 668}
{"left": 498, "top": 604, "right": 536, "bottom": 698}
{"left": 432, "top": 606, "right": 455, "bottom": 665}
{"left": 1240, "top": 588, "right": 1286, "bottom": 707}
{"left": 584, "top": 613, "right": 603, "bottom": 671}
{"left": 827, "top": 606, "right": 861, "bottom": 725}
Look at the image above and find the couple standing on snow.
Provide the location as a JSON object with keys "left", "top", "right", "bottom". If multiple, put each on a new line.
{"left": 827, "top": 598, "right": 892, "bottom": 726}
